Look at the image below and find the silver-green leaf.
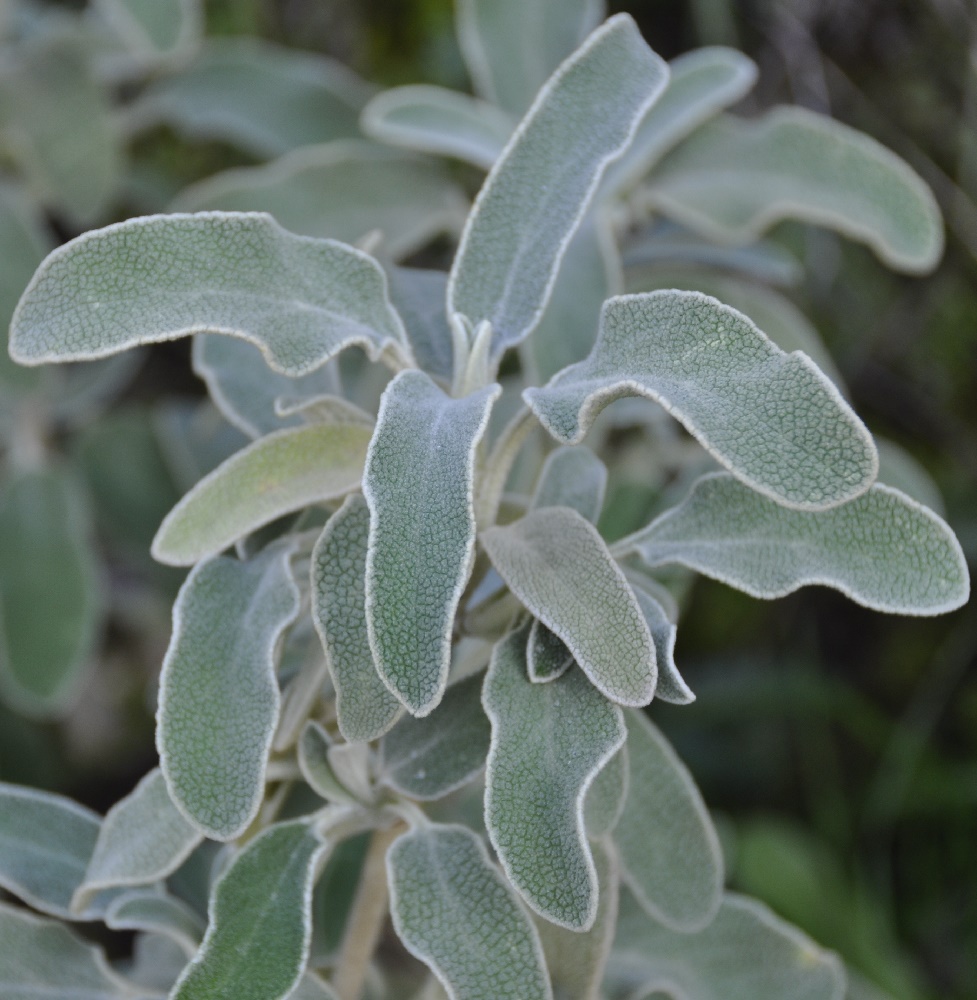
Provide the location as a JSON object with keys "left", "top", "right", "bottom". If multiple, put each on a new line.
{"left": 620, "top": 473, "right": 970, "bottom": 616}
{"left": 157, "top": 543, "right": 301, "bottom": 840}
{"left": 629, "top": 582, "right": 694, "bottom": 705}
{"left": 95, "top": 0, "right": 202, "bottom": 60}
{"left": 387, "top": 823, "right": 552, "bottom": 1000}
{"left": 364, "top": 370, "right": 499, "bottom": 716}
{"left": 530, "top": 445, "right": 607, "bottom": 524}
{"left": 525, "top": 290, "right": 877, "bottom": 510}
{"left": 103, "top": 889, "right": 205, "bottom": 955}
{"left": 483, "top": 629, "right": 626, "bottom": 929}
{"left": 385, "top": 266, "right": 454, "bottom": 383}
{"left": 526, "top": 620, "right": 574, "bottom": 683}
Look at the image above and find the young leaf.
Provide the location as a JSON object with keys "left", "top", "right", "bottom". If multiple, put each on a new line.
{"left": 629, "top": 583, "right": 694, "bottom": 705}
{"left": 612, "top": 889, "right": 846, "bottom": 1000}
{"left": 0, "top": 468, "right": 100, "bottom": 716}
{"left": 584, "top": 744, "right": 629, "bottom": 839}
{"left": 530, "top": 445, "right": 607, "bottom": 524}
{"left": 10, "top": 212, "right": 409, "bottom": 375}
{"left": 74, "top": 769, "right": 203, "bottom": 911}
{"left": 297, "top": 722, "right": 359, "bottom": 806}
{"left": 646, "top": 107, "right": 943, "bottom": 274}
{"left": 153, "top": 422, "right": 372, "bottom": 566}
{"left": 614, "top": 710, "right": 723, "bottom": 931}
{"left": 171, "top": 820, "right": 327, "bottom": 1000}
{"left": 104, "top": 889, "right": 205, "bottom": 955}
{"left": 387, "top": 823, "right": 552, "bottom": 1000}
{"left": 364, "top": 371, "right": 499, "bottom": 716}
{"left": 448, "top": 14, "right": 669, "bottom": 355}
{"left": 455, "top": 0, "right": 605, "bottom": 116}
{"left": 361, "top": 85, "right": 515, "bottom": 169}
{"left": 602, "top": 47, "right": 757, "bottom": 197}
{"left": 157, "top": 543, "right": 301, "bottom": 840}
{"left": 385, "top": 266, "right": 454, "bottom": 382}
{"left": 312, "top": 495, "right": 401, "bottom": 743}
{"left": 481, "top": 508, "right": 657, "bottom": 706}
{"left": 525, "top": 290, "right": 877, "bottom": 510}
{"left": 483, "top": 629, "right": 626, "bottom": 929}
{"left": 620, "top": 473, "right": 971, "bottom": 616}
{"left": 379, "top": 674, "right": 491, "bottom": 800}
{"left": 0, "top": 902, "right": 138, "bottom": 1000}
{"left": 526, "top": 620, "right": 574, "bottom": 683}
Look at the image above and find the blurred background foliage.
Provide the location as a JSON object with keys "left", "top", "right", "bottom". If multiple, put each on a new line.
{"left": 0, "top": 0, "right": 974, "bottom": 998}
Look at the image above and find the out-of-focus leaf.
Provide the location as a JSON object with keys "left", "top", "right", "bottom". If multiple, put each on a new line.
{"left": 875, "top": 438, "right": 945, "bottom": 516}
{"left": 526, "top": 291, "right": 877, "bottom": 510}
{"left": 362, "top": 85, "right": 514, "bottom": 170}
{"left": 615, "top": 710, "right": 723, "bottom": 931}
{"left": 384, "top": 266, "right": 454, "bottom": 383}
{"left": 311, "top": 495, "right": 400, "bottom": 743}
{"left": 387, "top": 823, "right": 552, "bottom": 1000}
{"left": 157, "top": 543, "right": 300, "bottom": 840}
{"left": 126, "top": 38, "right": 372, "bottom": 156}
{"left": 10, "top": 213, "right": 410, "bottom": 375}
{"left": 646, "top": 107, "right": 943, "bottom": 274}
{"left": 482, "top": 508, "right": 657, "bottom": 705}
{"left": 153, "top": 422, "right": 372, "bottom": 566}
{"left": 530, "top": 445, "right": 607, "bottom": 524}
{"left": 364, "top": 370, "right": 499, "bottom": 716}
{"left": 448, "top": 15, "right": 668, "bottom": 356}
{"left": 379, "top": 673, "right": 490, "bottom": 800}
{"left": 124, "top": 931, "right": 189, "bottom": 993}
{"left": 621, "top": 473, "right": 970, "bottom": 615}
{"left": 94, "top": 0, "right": 201, "bottom": 59}
{"left": 0, "top": 468, "right": 100, "bottom": 716}
{"left": 526, "top": 620, "right": 574, "bottom": 683}
{"left": 104, "top": 889, "right": 204, "bottom": 955}
{"left": 584, "top": 744, "right": 628, "bottom": 838}
{"left": 174, "top": 142, "right": 468, "bottom": 262}
{"left": 483, "top": 628, "right": 625, "bottom": 929}
{"left": 171, "top": 820, "right": 327, "bottom": 1000}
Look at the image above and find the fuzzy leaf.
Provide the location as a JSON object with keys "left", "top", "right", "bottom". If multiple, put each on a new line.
{"left": 96, "top": 0, "right": 201, "bottom": 58}
{"left": 297, "top": 723, "right": 358, "bottom": 806}
{"left": 10, "top": 212, "right": 409, "bottom": 374}
{"left": 311, "top": 495, "right": 400, "bottom": 743}
{"left": 531, "top": 445, "right": 607, "bottom": 524}
{"left": 526, "top": 620, "right": 574, "bottom": 683}
{"left": 584, "top": 745, "right": 629, "bottom": 839}
{"left": 126, "top": 39, "right": 371, "bottom": 156}
{"left": 482, "top": 508, "right": 657, "bottom": 705}
{"left": 104, "top": 889, "right": 204, "bottom": 954}
{"left": 646, "top": 107, "right": 943, "bottom": 274}
{"left": 171, "top": 820, "right": 327, "bottom": 1000}
{"left": 615, "top": 710, "right": 723, "bottom": 931}
{"left": 362, "top": 85, "right": 514, "bottom": 169}
{"left": 612, "top": 890, "right": 846, "bottom": 1000}
{"left": 157, "top": 543, "right": 301, "bottom": 840}
{"left": 379, "top": 674, "right": 490, "bottom": 800}
{"left": 74, "top": 769, "right": 202, "bottom": 911}
{"left": 622, "top": 473, "right": 970, "bottom": 615}
{"left": 602, "top": 47, "right": 757, "bottom": 196}
{"left": 629, "top": 582, "right": 693, "bottom": 705}
{"left": 387, "top": 823, "right": 552, "bottom": 1000}
{"left": 448, "top": 15, "right": 669, "bottom": 355}
{"left": 153, "top": 422, "right": 372, "bottom": 566}
{"left": 364, "top": 371, "right": 499, "bottom": 716}
{"left": 525, "top": 290, "right": 877, "bottom": 510}
{"left": 173, "top": 143, "right": 467, "bottom": 262}
{"left": 483, "top": 629, "right": 626, "bottom": 929}
{"left": 385, "top": 266, "right": 454, "bottom": 382}
{"left": 455, "top": 0, "right": 605, "bottom": 116}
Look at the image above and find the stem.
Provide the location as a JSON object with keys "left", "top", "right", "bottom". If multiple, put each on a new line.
{"left": 333, "top": 822, "right": 403, "bottom": 1000}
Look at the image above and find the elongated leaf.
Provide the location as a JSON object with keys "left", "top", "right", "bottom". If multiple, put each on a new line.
{"left": 126, "top": 39, "right": 371, "bottom": 156}
{"left": 174, "top": 142, "right": 467, "bottom": 261}
{"left": 171, "top": 820, "right": 327, "bottom": 1000}
{"left": 584, "top": 744, "right": 629, "bottom": 838}
{"left": 483, "top": 629, "right": 625, "bottom": 929}
{"left": 536, "top": 840, "right": 618, "bottom": 1000}
{"left": 95, "top": 0, "right": 201, "bottom": 58}
{"left": 630, "top": 583, "right": 693, "bottom": 705}
{"left": 153, "top": 422, "right": 372, "bottom": 566}
{"left": 387, "top": 823, "right": 552, "bottom": 1000}
{"left": 364, "top": 371, "right": 499, "bottom": 716}
{"left": 612, "top": 890, "right": 846, "bottom": 1000}
{"left": 311, "top": 495, "right": 400, "bottom": 743}
{"left": 622, "top": 473, "right": 970, "bottom": 615}
{"left": 614, "top": 710, "right": 722, "bottom": 931}
{"left": 482, "top": 508, "right": 656, "bottom": 705}
{"left": 525, "top": 291, "right": 877, "bottom": 510}
{"left": 74, "top": 769, "right": 202, "bottom": 911}
{"left": 385, "top": 266, "right": 454, "bottom": 382}
{"left": 602, "top": 47, "right": 757, "bottom": 197}
{"left": 362, "top": 85, "right": 514, "bottom": 169}
{"left": 379, "top": 674, "right": 490, "bottom": 800}
{"left": 297, "top": 722, "right": 358, "bottom": 806}
{"left": 455, "top": 0, "right": 605, "bottom": 116}
{"left": 448, "top": 15, "right": 669, "bottom": 355}
{"left": 10, "top": 213, "right": 409, "bottom": 374}
{"left": 104, "top": 889, "right": 204, "bottom": 954}
{"left": 0, "top": 903, "right": 137, "bottom": 1000}
{"left": 526, "top": 620, "right": 574, "bottom": 682}
{"left": 531, "top": 446, "right": 607, "bottom": 523}
{"left": 158, "top": 543, "right": 301, "bottom": 840}
{"left": 0, "top": 468, "right": 100, "bottom": 716}
{"left": 646, "top": 107, "right": 943, "bottom": 273}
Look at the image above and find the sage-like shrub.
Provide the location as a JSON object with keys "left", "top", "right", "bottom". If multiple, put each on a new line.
{"left": 1, "top": 6, "right": 970, "bottom": 1000}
